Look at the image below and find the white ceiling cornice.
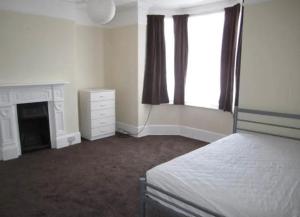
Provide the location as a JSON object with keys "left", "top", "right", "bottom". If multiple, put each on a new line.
{"left": 138, "top": 0, "right": 273, "bottom": 25}
{"left": 139, "top": 0, "right": 272, "bottom": 11}
{"left": 0, "top": 0, "right": 137, "bottom": 28}
{"left": 0, "top": 0, "right": 272, "bottom": 27}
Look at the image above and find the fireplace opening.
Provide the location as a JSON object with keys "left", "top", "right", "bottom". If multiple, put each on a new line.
{"left": 17, "top": 102, "right": 51, "bottom": 153}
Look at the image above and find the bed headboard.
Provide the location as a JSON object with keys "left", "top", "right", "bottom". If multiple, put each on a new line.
{"left": 233, "top": 107, "right": 300, "bottom": 141}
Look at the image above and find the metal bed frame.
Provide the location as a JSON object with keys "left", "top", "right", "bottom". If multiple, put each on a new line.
{"left": 233, "top": 107, "right": 300, "bottom": 141}
{"left": 139, "top": 107, "right": 300, "bottom": 217}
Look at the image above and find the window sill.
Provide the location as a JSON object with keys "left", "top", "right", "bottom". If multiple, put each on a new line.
{"left": 167, "top": 102, "right": 231, "bottom": 113}
{"left": 185, "top": 103, "right": 219, "bottom": 111}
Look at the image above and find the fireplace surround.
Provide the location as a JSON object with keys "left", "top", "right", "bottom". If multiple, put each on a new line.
{"left": 0, "top": 82, "right": 81, "bottom": 161}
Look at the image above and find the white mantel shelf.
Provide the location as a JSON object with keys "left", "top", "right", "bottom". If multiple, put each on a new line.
{"left": 0, "top": 82, "right": 81, "bottom": 161}
{"left": 0, "top": 82, "right": 70, "bottom": 88}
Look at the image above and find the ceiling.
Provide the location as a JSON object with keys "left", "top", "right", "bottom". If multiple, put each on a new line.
{"left": 65, "top": 0, "right": 243, "bottom": 9}
{"left": 140, "top": 0, "right": 229, "bottom": 9}
{"left": 114, "top": 0, "right": 136, "bottom": 6}
{"left": 65, "top": 0, "right": 137, "bottom": 6}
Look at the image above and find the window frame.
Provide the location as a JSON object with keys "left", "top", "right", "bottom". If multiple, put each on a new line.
{"left": 164, "top": 11, "right": 226, "bottom": 110}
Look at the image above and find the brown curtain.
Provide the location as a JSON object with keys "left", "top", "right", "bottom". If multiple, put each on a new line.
{"left": 235, "top": 4, "right": 244, "bottom": 107}
{"left": 142, "top": 15, "right": 169, "bottom": 105}
{"left": 219, "top": 4, "right": 241, "bottom": 112}
{"left": 173, "top": 15, "right": 189, "bottom": 105}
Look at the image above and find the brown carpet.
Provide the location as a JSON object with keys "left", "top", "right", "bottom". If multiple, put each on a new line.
{"left": 0, "top": 134, "right": 206, "bottom": 217}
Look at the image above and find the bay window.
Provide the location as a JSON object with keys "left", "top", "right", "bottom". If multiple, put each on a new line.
{"left": 165, "top": 11, "right": 225, "bottom": 109}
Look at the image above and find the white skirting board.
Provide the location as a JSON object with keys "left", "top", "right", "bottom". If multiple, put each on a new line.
{"left": 116, "top": 122, "right": 226, "bottom": 143}
{"left": 0, "top": 132, "right": 81, "bottom": 161}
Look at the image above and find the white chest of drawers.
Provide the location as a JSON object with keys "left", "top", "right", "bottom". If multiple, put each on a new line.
{"left": 79, "top": 89, "right": 115, "bottom": 140}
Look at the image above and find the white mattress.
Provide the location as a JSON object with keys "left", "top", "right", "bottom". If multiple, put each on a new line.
{"left": 146, "top": 133, "right": 300, "bottom": 217}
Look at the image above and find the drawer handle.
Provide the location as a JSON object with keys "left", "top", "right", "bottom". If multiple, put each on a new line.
{"left": 100, "top": 122, "right": 106, "bottom": 124}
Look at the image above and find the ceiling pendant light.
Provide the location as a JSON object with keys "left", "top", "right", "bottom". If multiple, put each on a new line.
{"left": 87, "top": 0, "right": 116, "bottom": 24}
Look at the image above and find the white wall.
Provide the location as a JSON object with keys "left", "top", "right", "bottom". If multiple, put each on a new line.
{"left": 1, "top": 0, "right": 299, "bottom": 140}
{"left": 104, "top": 24, "right": 139, "bottom": 126}
{"left": 240, "top": 0, "right": 300, "bottom": 114}
{"left": 75, "top": 25, "right": 106, "bottom": 90}
{"left": 137, "top": 0, "right": 300, "bottom": 138}
{"left": 137, "top": 14, "right": 233, "bottom": 136}
{"left": 0, "top": 0, "right": 139, "bottom": 135}
{"left": 0, "top": 10, "right": 107, "bottom": 133}
{"left": 0, "top": 1, "right": 138, "bottom": 135}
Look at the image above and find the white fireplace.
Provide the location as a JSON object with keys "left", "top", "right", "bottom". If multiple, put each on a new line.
{"left": 0, "top": 82, "right": 81, "bottom": 161}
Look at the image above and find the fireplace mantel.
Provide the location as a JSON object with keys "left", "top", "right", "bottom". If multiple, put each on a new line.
{"left": 0, "top": 82, "right": 81, "bottom": 161}
{"left": 0, "top": 82, "right": 69, "bottom": 88}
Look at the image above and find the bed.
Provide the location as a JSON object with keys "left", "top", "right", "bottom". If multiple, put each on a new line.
{"left": 139, "top": 107, "right": 300, "bottom": 217}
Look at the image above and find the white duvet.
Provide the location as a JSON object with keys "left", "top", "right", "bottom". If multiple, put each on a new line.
{"left": 146, "top": 133, "right": 300, "bottom": 217}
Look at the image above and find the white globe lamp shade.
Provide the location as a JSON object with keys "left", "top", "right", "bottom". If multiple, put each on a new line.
{"left": 87, "top": 0, "right": 116, "bottom": 24}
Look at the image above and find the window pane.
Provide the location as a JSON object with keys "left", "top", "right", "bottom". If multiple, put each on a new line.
{"left": 165, "top": 17, "right": 175, "bottom": 104}
{"left": 185, "top": 12, "right": 224, "bottom": 109}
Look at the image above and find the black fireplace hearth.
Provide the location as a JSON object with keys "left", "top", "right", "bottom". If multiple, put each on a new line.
{"left": 17, "top": 102, "right": 51, "bottom": 153}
